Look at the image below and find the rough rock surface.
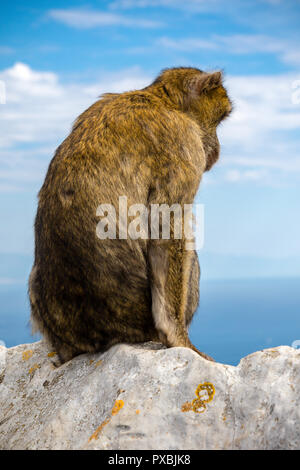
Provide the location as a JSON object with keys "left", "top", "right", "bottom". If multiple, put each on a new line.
{"left": 0, "top": 340, "right": 299, "bottom": 450}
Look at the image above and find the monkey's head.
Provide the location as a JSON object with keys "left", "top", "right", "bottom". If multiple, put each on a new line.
{"left": 150, "top": 67, "right": 232, "bottom": 171}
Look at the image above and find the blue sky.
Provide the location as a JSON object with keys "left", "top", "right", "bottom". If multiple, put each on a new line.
{"left": 0, "top": 0, "right": 300, "bottom": 281}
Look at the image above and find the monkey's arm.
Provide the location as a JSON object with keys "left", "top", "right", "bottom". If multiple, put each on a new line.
{"left": 147, "top": 189, "right": 213, "bottom": 361}
{"left": 149, "top": 239, "right": 192, "bottom": 344}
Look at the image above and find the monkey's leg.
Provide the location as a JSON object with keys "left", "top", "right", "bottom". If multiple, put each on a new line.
{"left": 149, "top": 240, "right": 214, "bottom": 361}
{"left": 29, "top": 267, "right": 83, "bottom": 365}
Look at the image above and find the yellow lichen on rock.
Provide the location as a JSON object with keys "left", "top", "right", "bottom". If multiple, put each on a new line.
{"left": 88, "top": 417, "right": 110, "bottom": 442}
{"left": 88, "top": 399, "right": 125, "bottom": 442}
{"left": 22, "top": 350, "right": 33, "bottom": 361}
{"left": 28, "top": 363, "right": 40, "bottom": 375}
{"left": 195, "top": 382, "right": 215, "bottom": 403}
{"left": 192, "top": 382, "right": 215, "bottom": 413}
{"left": 182, "top": 382, "right": 215, "bottom": 414}
{"left": 111, "top": 399, "right": 124, "bottom": 416}
{"left": 181, "top": 401, "right": 193, "bottom": 412}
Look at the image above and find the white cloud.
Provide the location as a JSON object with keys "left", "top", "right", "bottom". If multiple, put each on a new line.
{"left": 0, "top": 62, "right": 151, "bottom": 191}
{"left": 0, "top": 62, "right": 150, "bottom": 148}
{"left": 283, "top": 50, "right": 300, "bottom": 67}
{"left": 220, "top": 73, "right": 300, "bottom": 141}
{"left": 214, "top": 34, "right": 288, "bottom": 54}
{"left": 157, "top": 34, "right": 300, "bottom": 66}
{"left": 47, "top": 8, "right": 162, "bottom": 29}
{"left": 224, "top": 168, "right": 268, "bottom": 183}
{"left": 217, "top": 73, "right": 300, "bottom": 183}
{"left": 157, "top": 37, "right": 219, "bottom": 51}
{"left": 224, "top": 155, "right": 300, "bottom": 173}
{"left": 1, "top": 62, "right": 300, "bottom": 193}
{"left": 110, "top": 0, "right": 210, "bottom": 9}
{"left": 109, "top": 0, "right": 245, "bottom": 11}
{"left": 110, "top": 0, "right": 290, "bottom": 11}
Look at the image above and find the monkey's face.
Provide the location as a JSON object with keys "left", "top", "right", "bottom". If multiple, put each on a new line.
{"left": 150, "top": 67, "right": 232, "bottom": 171}
{"left": 187, "top": 76, "right": 232, "bottom": 171}
{"left": 189, "top": 81, "right": 232, "bottom": 130}
{"left": 203, "top": 85, "right": 232, "bottom": 126}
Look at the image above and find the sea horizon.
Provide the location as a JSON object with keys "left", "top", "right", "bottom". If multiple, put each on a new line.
{"left": 1, "top": 276, "right": 299, "bottom": 366}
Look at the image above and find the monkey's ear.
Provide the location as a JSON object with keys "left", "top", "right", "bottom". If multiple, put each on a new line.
{"left": 187, "top": 71, "right": 223, "bottom": 95}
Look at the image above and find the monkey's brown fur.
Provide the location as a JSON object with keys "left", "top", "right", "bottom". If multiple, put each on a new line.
{"left": 29, "top": 67, "right": 232, "bottom": 364}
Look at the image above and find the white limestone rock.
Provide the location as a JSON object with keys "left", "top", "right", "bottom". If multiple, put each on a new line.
{"left": 0, "top": 341, "right": 299, "bottom": 450}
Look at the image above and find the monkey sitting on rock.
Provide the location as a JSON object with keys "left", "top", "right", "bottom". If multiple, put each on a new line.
{"left": 29, "top": 67, "right": 232, "bottom": 364}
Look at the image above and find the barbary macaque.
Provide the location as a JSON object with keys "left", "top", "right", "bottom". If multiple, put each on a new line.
{"left": 29, "top": 67, "right": 232, "bottom": 364}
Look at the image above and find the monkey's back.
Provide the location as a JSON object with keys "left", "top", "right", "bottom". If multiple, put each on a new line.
{"left": 29, "top": 89, "right": 205, "bottom": 357}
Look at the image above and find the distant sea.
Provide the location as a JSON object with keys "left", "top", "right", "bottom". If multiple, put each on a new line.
{"left": 0, "top": 277, "right": 299, "bottom": 366}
